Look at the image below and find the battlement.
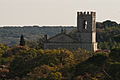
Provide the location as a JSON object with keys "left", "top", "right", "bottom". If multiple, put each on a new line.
{"left": 77, "top": 11, "right": 96, "bottom": 16}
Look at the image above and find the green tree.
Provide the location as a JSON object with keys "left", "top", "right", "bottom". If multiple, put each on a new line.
{"left": 75, "top": 52, "right": 108, "bottom": 79}
{"left": 20, "top": 34, "right": 25, "bottom": 46}
{"left": 113, "top": 34, "right": 120, "bottom": 43}
{"left": 47, "top": 72, "right": 62, "bottom": 80}
{"left": 110, "top": 48, "right": 120, "bottom": 62}
{"left": 87, "top": 52, "right": 108, "bottom": 66}
{"left": 107, "top": 63, "right": 120, "bottom": 80}
{"left": 27, "top": 65, "right": 55, "bottom": 80}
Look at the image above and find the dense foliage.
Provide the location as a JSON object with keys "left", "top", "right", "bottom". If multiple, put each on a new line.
{"left": 97, "top": 20, "right": 120, "bottom": 50}
{"left": 0, "top": 44, "right": 120, "bottom": 80}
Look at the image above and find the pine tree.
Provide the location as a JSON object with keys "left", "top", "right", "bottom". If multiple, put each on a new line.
{"left": 20, "top": 34, "right": 25, "bottom": 46}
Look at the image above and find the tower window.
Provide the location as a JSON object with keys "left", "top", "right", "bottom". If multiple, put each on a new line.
{"left": 83, "top": 20, "right": 87, "bottom": 29}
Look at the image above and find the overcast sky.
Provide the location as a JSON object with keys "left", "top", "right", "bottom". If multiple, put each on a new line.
{"left": 0, "top": 0, "right": 120, "bottom": 26}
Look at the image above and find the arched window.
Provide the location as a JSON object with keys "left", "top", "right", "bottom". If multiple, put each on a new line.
{"left": 83, "top": 20, "right": 87, "bottom": 29}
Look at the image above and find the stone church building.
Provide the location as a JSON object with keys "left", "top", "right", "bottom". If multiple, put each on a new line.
{"left": 44, "top": 11, "right": 97, "bottom": 52}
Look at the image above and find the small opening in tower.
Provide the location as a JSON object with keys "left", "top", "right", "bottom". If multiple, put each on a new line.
{"left": 83, "top": 20, "right": 87, "bottom": 29}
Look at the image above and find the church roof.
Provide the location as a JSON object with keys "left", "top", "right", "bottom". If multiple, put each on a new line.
{"left": 47, "top": 33, "right": 77, "bottom": 43}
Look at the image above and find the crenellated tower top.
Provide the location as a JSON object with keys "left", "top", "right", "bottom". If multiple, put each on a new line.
{"left": 77, "top": 11, "right": 96, "bottom": 17}
{"left": 77, "top": 11, "right": 96, "bottom": 32}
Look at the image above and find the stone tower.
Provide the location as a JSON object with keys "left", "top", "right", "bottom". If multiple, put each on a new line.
{"left": 44, "top": 11, "right": 97, "bottom": 52}
{"left": 76, "top": 11, "right": 97, "bottom": 51}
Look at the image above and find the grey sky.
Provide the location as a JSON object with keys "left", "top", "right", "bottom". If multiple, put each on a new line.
{"left": 0, "top": 0, "right": 120, "bottom": 26}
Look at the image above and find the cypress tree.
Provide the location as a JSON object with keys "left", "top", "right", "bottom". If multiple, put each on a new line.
{"left": 20, "top": 34, "right": 25, "bottom": 46}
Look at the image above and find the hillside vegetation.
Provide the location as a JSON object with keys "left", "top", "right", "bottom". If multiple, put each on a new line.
{"left": 0, "top": 26, "right": 74, "bottom": 46}
{"left": 0, "top": 44, "right": 120, "bottom": 80}
{"left": 96, "top": 20, "right": 120, "bottom": 49}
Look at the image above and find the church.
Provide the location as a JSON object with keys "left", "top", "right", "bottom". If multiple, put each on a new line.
{"left": 43, "top": 11, "right": 97, "bottom": 52}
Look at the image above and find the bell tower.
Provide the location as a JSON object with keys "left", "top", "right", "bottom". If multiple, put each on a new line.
{"left": 76, "top": 11, "right": 97, "bottom": 51}
{"left": 77, "top": 12, "right": 96, "bottom": 32}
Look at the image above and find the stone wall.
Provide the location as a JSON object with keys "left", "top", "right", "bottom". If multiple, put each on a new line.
{"left": 44, "top": 42, "right": 97, "bottom": 51}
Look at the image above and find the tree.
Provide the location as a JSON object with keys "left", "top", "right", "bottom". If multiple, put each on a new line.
{"left": 27, "top": 65, "right": 55, "bottom": 80}
{"left": 75, "top": 52, "right": 108, "bottom": 79}
{"left": 47, "top": 72, "right": 62, "bottom": 80}
{"left": 107, "top": 63, "right": 120, "bottom": 80}
{"left": 86, "top": 52, "right": 108, "bottom": 66}
{"left": 110, "top": 48, "right": 120, "bottom": 62}
{"left": 20, "top": 34, "right": 25, "bottom": 46}
{"left": 113, "top": 34, "right": 120, "bottom": 43}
